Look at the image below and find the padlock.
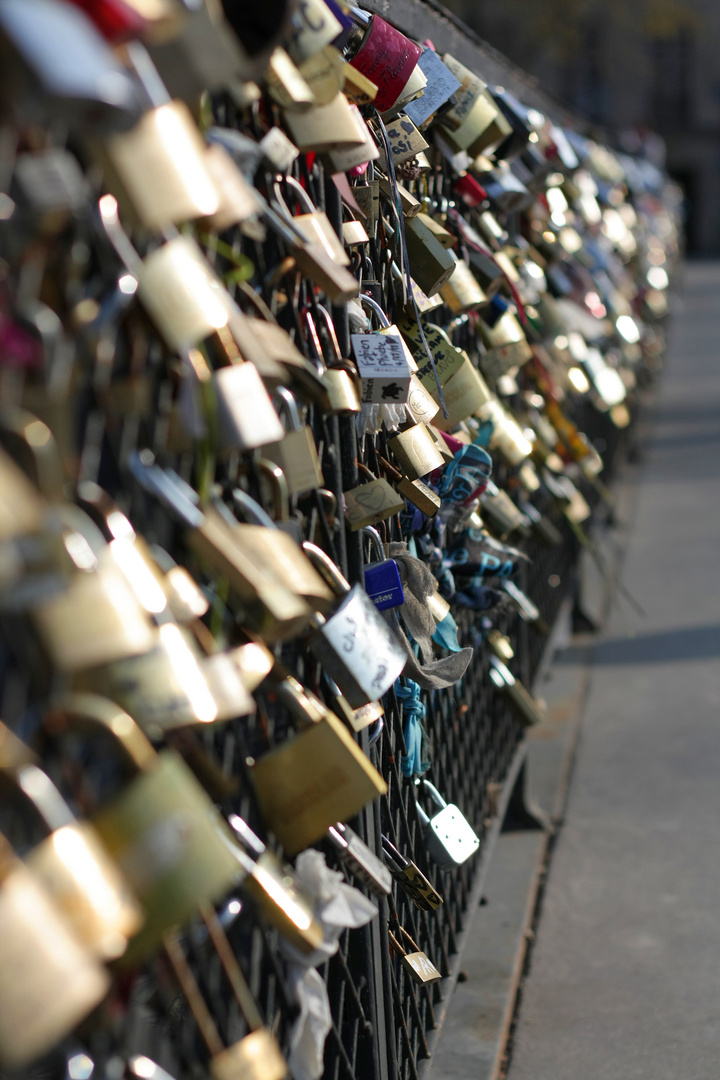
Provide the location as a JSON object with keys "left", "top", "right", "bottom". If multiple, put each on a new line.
{"left": 101, "top": 97, "right": 221, "bottom": 231}
{"left": 403, "top": 214, "right": 457, "bottom": 297}
{"left": 231, "top": 487, "right": 335, "bottom": 612}
{"left": 303, "top": 541, "right": 407, "bottom": 706}
{"left": 0, "top": 832, "right": 110, "bottom": 1070}
{"left": 164, "top": 921, "right": 287, "bottom": 1080}
{"left": 488, "top": 656, "right": 545, "bottom": 727}
{"left": 439, "top": 257, "right": 488, "bottom": 314}
{"left": 396, "top": 476, "right": 441, "bottom": 517}
{"left": 297, "top": 45, "right": 346, "bottom": 106}
{"left": 353, "top": 177, "right": 380, "bottom": 239}
{"left": 148, "top": 0, "right": 288, "bottom": 98}
{"left": 261, "top": 387, "right": 324, "bottom": 497}
{"left": 389, "top": 927, "right": 442, "bottom": 986}
{"left": 202, "top": 143, "right": 265, "bottom": 235}
{"left": 0, "top": 761, "right": 142, "bottom": 960}
{"left": 227, "top": 815, "right": 324, "bottom": 953}
{"left": 324, "top": 675, "right": 385, "bottom": 734}
{"left": 405, "top": 374, "right": 441, "bottom": 425}
{"left": 31, "top": 542, "right": 157, "bottom": 673}
{"left": 129, "top": 453, "right": 313, "bottom": 643}
{"left": 274, "top": 177, "right": 350, "bottom": 267}
{"left": 12, "top": 148, "right": 90, "bottom": 235}
{"left": 0, "top": 0, "right": 142, "bottom": 135}
{"left": 213, "top": 361, "right": 287, "bottom": 453}
{"left": 362, "top": 525, "right": 404, "bottom": 611}
{"left": 486, "top": 629, "right": 515, "bottom": 663}
{"left": 414, "top": 779, "right": 480, "bottom": 869}
{"left": 378, "top": 174, "right": 421, "bottom": 217}
{"left": 437, "top": 55, "right": 512, "bottom": 157}
{"left": 303, "top": 307, "right": 361, "bottom": 415}
{"left": 387, "top": 423, "right": 446, "bottom": 481}
{"left": 45, "top": 693, "right": 243, "bottom": 964}
{"left": 480, "top": 480, "right": 530, "bottom": 538}
{"left": 502, "top": 580, "right": 549, "bottom": 633}
{"left": 325, "top": 102, "right": 381, "bottom": 176}
{"left": 65, "top": 0, "right": 181, "bottom": 43}
{"left": 227, "top": 304, "right": 326, "bottom": 404}
{"left": 283, "top": 91, "right": 368, "bottom": 152}
{"left": 376, "top": 113, "right": 429, "bottom": 170}
{"left": 266, "top": 46, "right": 315, "bottom": 110}
{"left": 347, "top": 13, "right": 422, "bottom": 112}
{"left": 476, "top": 399, "right": 533, "bottom": 465}
{"left": 135, "top": 234, "right": 238, "bottom": 353}
{"left": 381, "top": 835, "right": 443, "bottom": 910}
{"left": 403, "top": 46, "right": 461, "bottom": 126}
{"left": 326, "top": 821, "right": 392, "bottom": 896}
{"left": 250, "top": 673, "right": 387, "bottom": 855}
{"left": 286, "top": 0, "right": 342, "bottom": 64}
{"left": 263, "top": 199, "right": 360, "bottom": 303}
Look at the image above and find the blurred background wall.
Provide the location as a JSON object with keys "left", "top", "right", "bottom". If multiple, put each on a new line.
{"left": 443, "top": 0, "right": 720, "bottom": 253}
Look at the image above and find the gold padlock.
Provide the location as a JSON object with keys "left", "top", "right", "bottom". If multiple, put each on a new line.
{"left": 439, "top": 257, "right": 488, "bottom": 314}
{"left": 387, "top": 423, "right": 446, "bottom": 481}
{"left": 266, "top": 46, "right": 315, "bottom": 110}
{"left": 261, "top": 387, "right": 324, "bottom": 497}
{"left": 129, "top": 454, "right": 313, "bottom": 643}
{"left": 389, "top": 926, "right": 442, "bottom": 986}
{"left": 415, "top": 212, "right": 456, "bottom": 250}
{"left": 284, "top": 91, "right": 368, "bottom": 152}
{"left": 0, "top": 445, "right": 46, "bottom": 540}
{"left": 302, "top": 307, "right": 361, "bottom": 415}
{"left": 344, "top": 474, "right": 406, "bottom": 530}
{"left": 164, "top": 923, "right": 287, "bottom": 1080}
{"left": 403, "top": 214, "right": 456, "bottom": 296}
{"left": 0, "top": 834, "right": 110, "bottom": 1070}
{"left": 101, "top": 100, "right": 219, "bottom": 230}
{"left": 298, "top": 46, "right": 346, "bottom": 105}
{"left": 251, "top": 675, "right": 387, "bottom": 855}
{"left": 438, "top": 55, "right": 512, "bottom": 157}
{"left": 0, "top": 762, "right": 143, "bottom": 960}
{"left": 264, "top": 201, "right": 360, "bottom": 303}
{"left": 46, "top": 694, "right": 244, "bottom": 965}
{"left": 274, "top": 176, "right": 350, "bottom": 266}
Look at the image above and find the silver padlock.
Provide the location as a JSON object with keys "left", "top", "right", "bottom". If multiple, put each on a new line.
{"left": 302, "top": 542, "right": 407, "bottom": 708}
{"left": 414, "top": 779, "right": 480, "bottom": 869}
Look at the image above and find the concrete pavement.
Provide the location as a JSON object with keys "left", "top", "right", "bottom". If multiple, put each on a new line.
{"left": 506, "top": 261, "right": 720, "bottom": 1080}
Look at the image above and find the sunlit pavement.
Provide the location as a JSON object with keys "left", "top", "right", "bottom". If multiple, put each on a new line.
{"left": 507, "top": 261, "right": 720, "bottom": 1080}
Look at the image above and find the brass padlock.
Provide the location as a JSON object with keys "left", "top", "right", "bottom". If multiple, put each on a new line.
{"left": 231, "top": 487, "right": 335, "bottom": 612}
{"left": 303, "top": 542, "right": 407, "bottom": 707}
{"left": 0, "top": 762, "right": 142, "bottom": 960}
{"left": 31, "top": 543, "right": 157, "bottom": 673}
{"left": 389, "top": 927, "right": 442, "bottom": 986}
{"left": 352, "top": 178, "right": 380, "bottom": 239}
{"left": 251, "top": 674, "right": 387, "bottom": 855}
{"left": 381, "top": 835, "right": 443, "bottom": 911}
{"left": 344, "top": 476, "right": 406, "bottom": 530}
{"left": 283, "top": 91, "right": 367, "bottom": 152}
{"left": 228, "top": 305, "right": 326, "bottom": 404}
{"left": 439, "top": 257, "right": 488, "bottom": 314}
{"left": 266, "top": 46, "right": 315, "bottom": 110}
{"left": 273, "top": 176, "right": 350, "bottom": 267}
{"left": 228, "top": 814, "right": 324, "bottom": 954}
{"left": 303, "top": 307, "right": 361, "bottom": 415}
{"left": 263, "top": 200, "right": 360, "bottom": 303}
{"left": 0, "top": 833, "right": 110, "bottom": 1070}
{"left": 388, "top": 423, "right": 446, "bottom": 481}
{"left": 326, "top": 103, "right": 380, "bottom": 173}
{"left": 45, "top": 694, "right": 243, "bottom": 964}
{"left": 286, "top": 0, "right": 343, "bottom": 64}
{"left": 213, "top": 361, "right": 287, "bottom": 453}
{"left": 377, "top": 113, "right": 428, "bottom": 170}
{"left": 164, "top": 922, "right": 287, "bottom": 1080}
{"left": 396, "top": 476, "right": 441, "bottom": 517}
{"left": 438, "top": 54, "right": 512, "bottom": 157}
{"left": 488, "top": 656, "right": 545, "bottom": 727}
{"left": 101, "top": 100, "right": 220, "bottom": 230}
{"left": 327, "top": 821, "right": 392, "bottom": 896}
{"left": 403, "top": 214, "right": 456, "bottom": 297}
{"left": 261, "top": 387, "right": 324, "bottom": 496}
{"left": 129, "top": 454, "right": 312, "bottom": 643}
{"left": 298, "top": 45, "right": 346, "bottom": 106}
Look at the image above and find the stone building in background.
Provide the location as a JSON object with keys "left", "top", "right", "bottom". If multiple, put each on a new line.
{"left": 445, "top": 0, "right": 720, "bottom": 252}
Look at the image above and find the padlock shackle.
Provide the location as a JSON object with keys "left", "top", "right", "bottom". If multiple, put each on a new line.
{"left": 272, "top": 385, "right": 303, "bottom": 432}
{"left": 362, "top": 525, "right": 385, "bottom": 564}
{"left": 232, "top": 488, "right": 278, "bottom": 531}
{"left": 414, "top": 778, "right": 448, "bottom": 812}
{"left": 281, "top": 174, "right": 317, "bottom": 217}
{"left": 313, "top": 305, "right": 344, "bottom": 364}
{"left": 359, "top": 294, "right": 391, "bottom": 328}
{"left": 301, "top": 541, "right": 351, "bottom": 596}
{"left": 381, "top": 834, "right": 409, "bottom": 872}
{"left": 299, "top": 307, "right": 326, "bottom": 372}
{"left": 45, "top": 693, "right": 158, "bottom": 776}
{"left": 0, "top": 408, "right": 65, "bottom": 503}
{"left": 128, "top": 452, "right": 205, "bottom": 529}
{"left": 0, "top": 763, "right": 76, "bottom": 835}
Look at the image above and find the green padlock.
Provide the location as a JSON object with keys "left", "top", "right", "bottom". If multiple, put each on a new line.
{"left": 45, "top": 693, "right": 242, "bottom": 965}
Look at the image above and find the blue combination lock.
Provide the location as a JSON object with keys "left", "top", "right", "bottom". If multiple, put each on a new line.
{"left": 363, "top": 526, "right": 404, "bottom": 611}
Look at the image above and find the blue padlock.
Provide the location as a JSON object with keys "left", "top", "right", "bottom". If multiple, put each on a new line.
{"left": 363, "top": 526, "right": 404, "bottom": 611}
